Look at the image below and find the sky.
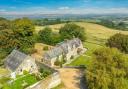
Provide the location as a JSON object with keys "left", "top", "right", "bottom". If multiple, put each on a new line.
{"left": 0, "top": 0, "right": 128, "bottom": 15}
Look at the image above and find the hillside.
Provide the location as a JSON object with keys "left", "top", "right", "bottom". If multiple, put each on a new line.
{"left": 35, "top": 22, "right": 128, "bottom": 66}
{"left": 36, "top": 22, "right": 128, "bottom": 44}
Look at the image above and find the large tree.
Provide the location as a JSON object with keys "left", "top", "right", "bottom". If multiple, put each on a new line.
{"left": 0, "top": 18, "right": 35, "bottom": 53}
{"left": 106, "top": 33, "right": 128, "bottom": 53}
{"left": 39, "top": 27, "right": 52, "bottom": 44}
{"left": 59, "top": 23, "right": 86, "bottom": 41}
{"left": 86, "top": 47, "right": 128, "bottom": 89}
{"left": 11, "top": 17, "right": 34, "bottom": 37}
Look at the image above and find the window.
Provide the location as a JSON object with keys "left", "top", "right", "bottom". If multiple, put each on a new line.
{"left": 20, "top": 69, "right": 22, "bottom": 72}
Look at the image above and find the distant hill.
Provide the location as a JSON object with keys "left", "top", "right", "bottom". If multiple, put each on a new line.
{"left": 1, "top": 14, "right": 128, "bottom": 20}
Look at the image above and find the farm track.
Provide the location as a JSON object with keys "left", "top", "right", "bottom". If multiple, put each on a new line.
{"left": 57, "top": 68, "right": 81, "bottom": 89}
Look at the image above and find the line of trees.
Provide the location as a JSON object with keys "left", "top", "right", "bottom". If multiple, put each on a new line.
{"left": 34, "top": 18, "right": 70, "bottom": 26}
{"left": 38, "top": 23, "right": 86, "bottom": 45}
{"left": 96, "top": 20, "right": 128, "bottom": 31}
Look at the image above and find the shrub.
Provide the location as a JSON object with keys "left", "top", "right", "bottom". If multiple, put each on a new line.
{"left": 43, "top": 46, "right": 49, "bottom": 51}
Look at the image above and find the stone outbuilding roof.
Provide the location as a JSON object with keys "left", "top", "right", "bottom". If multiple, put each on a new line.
{"left": 4, "top": 50, "right": 31, "bottom": 72}
{"left": 43, "top": 38, "right": 82, "bottom": 60}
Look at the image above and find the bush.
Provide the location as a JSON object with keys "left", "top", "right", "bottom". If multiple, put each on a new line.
{"left": 43, "top": 46, "right": 49, "bottom": 51}
{"left": 39, "top": 68, "right": 52, "bottom": 78}
{"left": 23, "top": 70, "right": 29, "bottom": 75}
{"left": 54, "top": 60, "right": 61, "bottom": 66}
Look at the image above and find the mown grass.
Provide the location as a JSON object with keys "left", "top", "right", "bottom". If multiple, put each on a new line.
{"left": 84, "top": 42, "right": 103, "bottom": 56}
{"left": 3, "top": 74, "right": 38, "bottom": 89}
{"left": 68, "top": 55, "right": 91, "bottom": 66}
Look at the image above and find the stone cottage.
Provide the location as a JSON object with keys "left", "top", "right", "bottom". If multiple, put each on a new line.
{"left": 4, "top": 50, "right": 38, "bottom": 78}
{"left": 42, "top": 38, "right": 86, "bottom": 67}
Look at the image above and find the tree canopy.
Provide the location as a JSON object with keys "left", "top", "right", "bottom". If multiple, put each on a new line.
{"left": 39, "top": 27, "right": 52, "bottom": 44}
{"left": 0, "top": 17, "right": 35, "bottom": 57}
{"left": 0, "top": 17, "right": 10, "bottom": 30}
{"left": 86, "top": 47, "right": 128, "bottom": 89}
{"left": 106, "top": 33, "right": 128, "bottom": 53}
{"left": 11, "top": 17, "right": 34, "bottom": 37}
{"left": 59, "top": 23, "right": 86, "bottom": 41}
{"left": 39, "top": 27, "right": 61, "bottom": 45}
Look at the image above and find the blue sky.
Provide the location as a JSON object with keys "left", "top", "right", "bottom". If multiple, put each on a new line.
{"left": 0, "top": 0, "right": 128, "bottom": 15}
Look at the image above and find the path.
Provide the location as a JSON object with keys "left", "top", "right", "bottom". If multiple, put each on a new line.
{"left": 57, "top": 68, "right": 81, "bottom": 89}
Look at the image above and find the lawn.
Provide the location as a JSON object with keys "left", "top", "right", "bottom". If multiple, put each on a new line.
{"left": 3, "top": 74, "right": 38, "bottom": 89}
{"left": 68, "top": 41, "right": 103, "bottom": 66}
{"left": 83, "top": 42, "right": 103, "bottom": 56}
{"left": 68, "top": 55, "right": 92, "bottom": 66}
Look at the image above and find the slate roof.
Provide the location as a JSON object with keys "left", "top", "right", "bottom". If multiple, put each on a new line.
{"left": 5, "top": 50, "right": 29, "bottom": 72}
{"left": 44, "top": 46, "right": 63, "bottom": 60}
{"left": 43, "top": 38, "right": 82, "bottom": 60}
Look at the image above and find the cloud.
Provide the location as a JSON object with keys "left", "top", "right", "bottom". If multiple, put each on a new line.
{"left": 58, "top": 7, "right": 70, "bottom": 10}
{"left": 10, "top": 6, "right": 16, "bottom": 9}
{"left": 0, "top": 9, "right": 6, "bottom": 12}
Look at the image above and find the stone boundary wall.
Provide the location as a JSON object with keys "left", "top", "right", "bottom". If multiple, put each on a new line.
{"left": 26, "top": 62, "right": 61, "bottom": 89}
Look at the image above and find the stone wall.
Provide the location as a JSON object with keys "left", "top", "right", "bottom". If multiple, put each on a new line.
{"left": 26, "top": 62, "right": 61, "bottom": 89}
{"left": 26, "top": 72, "right": 61, "bottom": 89}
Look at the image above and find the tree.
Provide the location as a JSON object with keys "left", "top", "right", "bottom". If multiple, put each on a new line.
{"left": 0, "top": 17, "right": 36, "bottom": 64}
{"left": 0, "top": 18, "right": 35, "bottom": 53}
{"left": 117, "top": 22, "right": 126, "bottom": 30}
{"left": 39, "top": 27, "right": 52, "bottom": 44}
{"left": 86, "top": 47, "right": 128, "bottom": 89}
{"left": 100, "top": 20, "right": 115, "bottom": 28}
{"left": 11, "top": 17, "right": 34, "bottom": 37}
{"left": 0, "top": 29, "right": 19, "bottom": 51}
{"left": 59, "top": 23, "right": 86, "bottom": 41}
{"left": 106, "top": 33, "right": 128, "bottom": 53}
{"left": 0, "top": 18, "right": 10, "bottom": 30}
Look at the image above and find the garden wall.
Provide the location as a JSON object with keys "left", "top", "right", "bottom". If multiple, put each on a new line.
{"left": 26, "top": 62, "right": 61, "bottom": 89}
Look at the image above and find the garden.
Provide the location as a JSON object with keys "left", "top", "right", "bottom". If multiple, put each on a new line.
{"left": 1, "top": 67, "right": 52, "bottom": 89}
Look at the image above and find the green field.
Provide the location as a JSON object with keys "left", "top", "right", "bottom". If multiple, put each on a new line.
{"left": 35, "top": 22, "right": 128, "bottom": 66}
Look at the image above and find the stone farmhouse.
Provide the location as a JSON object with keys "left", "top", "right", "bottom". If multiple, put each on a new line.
{"left": 4, "top": 49, "right": 38, "bottom": 78}
{"left": 42, "top": 38, "right": 86, "bottom": 67}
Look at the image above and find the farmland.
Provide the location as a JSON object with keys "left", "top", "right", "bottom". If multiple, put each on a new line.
{"left": 35, "top": 22, "right": 128, "bottom": 66}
